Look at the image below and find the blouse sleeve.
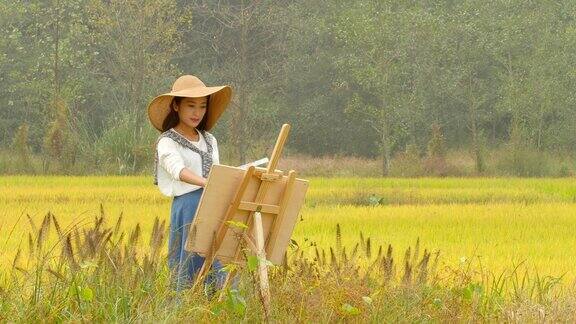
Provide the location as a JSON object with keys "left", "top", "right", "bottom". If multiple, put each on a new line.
{"left": 157, "top": 137, "right": 186, "bottom": 181}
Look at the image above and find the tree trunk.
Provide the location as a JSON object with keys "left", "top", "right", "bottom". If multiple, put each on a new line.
{"left": 468, "top": 75, "right": 484, "bottom": 174}
{"left": 381, "top": 142, "right": 390, "bottom": 177}
{"left": 470, "top": 106, "right": 483, "bottom": 174}
{"left": 236, "top": 0, "right": 248, "bottom": 164}
{"left": 45, "top": 0, "right": 62, "bottom": 173}
{"left": 381, "top": 110, "right": 390, "bottom": 177}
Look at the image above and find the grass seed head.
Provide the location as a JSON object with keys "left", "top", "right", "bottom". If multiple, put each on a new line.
{"left": 36, "top": 213, "right": 51, "bottom": 251}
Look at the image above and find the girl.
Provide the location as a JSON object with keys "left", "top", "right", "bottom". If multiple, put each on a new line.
{"left": 147, "top": 75, "right": 232, "bottom": 292}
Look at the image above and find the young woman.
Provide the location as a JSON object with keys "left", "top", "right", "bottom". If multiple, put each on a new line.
{"left": 147, "top": 75, "right": 232, "bottom": 292}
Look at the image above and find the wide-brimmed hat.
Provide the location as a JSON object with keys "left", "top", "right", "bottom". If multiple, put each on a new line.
{"left": 147, "top": 75, "right": 232, "bottom": 131}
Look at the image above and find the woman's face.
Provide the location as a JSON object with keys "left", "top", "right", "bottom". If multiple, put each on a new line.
{"left": 175, "top": 96, "right": 207, "bottom": 129}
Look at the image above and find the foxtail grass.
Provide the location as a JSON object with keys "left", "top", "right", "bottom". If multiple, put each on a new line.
{"left": 1, "top": 209, "right": 575, "bottom": 322}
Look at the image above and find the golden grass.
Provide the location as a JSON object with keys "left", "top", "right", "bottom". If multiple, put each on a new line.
{"left": 2, "top": 176, "right": 576, "bottom": 280}
{"left": 295, "top": 203, "right": 576, "bottom": 279}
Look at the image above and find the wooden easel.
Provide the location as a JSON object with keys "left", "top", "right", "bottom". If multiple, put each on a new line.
{"left": 193, "top": 124, "right": 296, "bottom": 320}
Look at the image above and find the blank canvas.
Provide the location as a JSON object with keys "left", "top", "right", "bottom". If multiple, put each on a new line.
{"left": 185, "top": 164, "right": 308, "bottom": 264}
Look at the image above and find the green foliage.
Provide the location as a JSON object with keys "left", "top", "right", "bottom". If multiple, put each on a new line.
{"left": 340, "top": 303, "right": 361, "bottom": 316}
{"left": 494, "top": 146, "right": 552, "bottom": 177}
{"left": 71, "top": 285, "right": 94, "bottom": 302}
{"left": 89, "top": 113, "right": 156, "bottom": 174}
{"left": 461, "top": 282, "right": 484, "bottom": 301}
{"left": 220, "top": 289, "right": 247, "bottom": 317}
{"left": 1, "top": 0, "right": 576, "bottom": 175}
{"left": 368, "top": 194, "right": 384, "bottom": 206}
{"left": 182, "top": 0, "right": 287, "bottom": 164}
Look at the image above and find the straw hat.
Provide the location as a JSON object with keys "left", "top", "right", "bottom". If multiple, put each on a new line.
{"left": 147, "top": 75, "right": 232, "bottom": 131}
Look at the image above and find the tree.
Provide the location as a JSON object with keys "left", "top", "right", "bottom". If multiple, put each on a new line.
{"left": 327, "top": 1, "right": 443, "bottom": 176}
{"left": 181, "top": 0, "right": 289, "bottom": 163}
{"left": 82, "top": 0, "right": 190, "bottom": 173}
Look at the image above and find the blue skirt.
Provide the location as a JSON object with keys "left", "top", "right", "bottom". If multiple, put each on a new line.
{"left": 168, "top": 188, "right": 226, "bottom": 291}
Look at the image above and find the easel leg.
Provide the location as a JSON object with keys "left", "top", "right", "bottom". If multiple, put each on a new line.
{"left": 218, "top": 267, "right": 237, "bottom": 301}
{"left": 253, "top": 211, "right": 271, "bottom": 321}
{"left": 216, "top": 124, "right": 293, "bottom": 317}
{"left": 215, "top": 238, "right": 256, "bottom": 299}
{"left": 192, "top": 258, "right": 210, "bottom": 292}
{"left": 192, "top": 231, "right": 217, "bottom": 292}
{"left": 218, "top": 212, "right": 272, "bottom": 322}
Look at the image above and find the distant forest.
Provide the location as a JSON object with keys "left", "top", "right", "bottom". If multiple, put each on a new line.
{"left": 1, "top": 0, "right": 575, "bottom": 176}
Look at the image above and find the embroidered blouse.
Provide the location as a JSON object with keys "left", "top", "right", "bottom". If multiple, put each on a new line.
{"left": 155, "top": 127, "right": 219, "bottom": 197}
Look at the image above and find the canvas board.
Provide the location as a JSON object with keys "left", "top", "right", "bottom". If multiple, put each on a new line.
{"left": 184, "top": 164, "right": 308, "bottom": 264}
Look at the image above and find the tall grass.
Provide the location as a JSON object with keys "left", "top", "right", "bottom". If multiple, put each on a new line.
{"left": 1, "top": 209, "right": 576, "bottom": 322}
{"left": 3, "top": 176, "right": 576, "bottom": 278}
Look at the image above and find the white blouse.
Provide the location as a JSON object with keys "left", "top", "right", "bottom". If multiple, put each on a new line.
{"left": 156, "top": 128, "right": 219, "bottom": 197}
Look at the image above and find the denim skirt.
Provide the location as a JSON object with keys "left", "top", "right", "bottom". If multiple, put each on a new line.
{"left": 168, "top": 188, "right": 226, "bottom": 291}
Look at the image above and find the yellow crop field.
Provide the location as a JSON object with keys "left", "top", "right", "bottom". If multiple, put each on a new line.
{"left": 2, "top": 176, "right": 576, "bottom": 280}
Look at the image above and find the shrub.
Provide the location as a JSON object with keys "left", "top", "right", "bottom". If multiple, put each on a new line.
{"left": 11, "top": 123, "right": 33, "bottom": 173}
{"left": 42, "top": 98, "right": 79, "bottom": 174}
{"left": 423, "top": 124, "right": 450, "bottom": 176}
{"left": 390, "top": 143, "right": 424, "bottom": 177}
{"left": 494, "top": 146, "right": 552, "bottom": 177}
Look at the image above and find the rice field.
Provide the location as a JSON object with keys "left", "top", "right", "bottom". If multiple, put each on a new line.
{"left": 2, "top": 176, "right": 576, "bottom": 280}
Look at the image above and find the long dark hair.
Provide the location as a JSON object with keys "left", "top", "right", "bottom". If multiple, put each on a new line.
{"left": 161, "top": 96, "right": 210, "bottom": 132}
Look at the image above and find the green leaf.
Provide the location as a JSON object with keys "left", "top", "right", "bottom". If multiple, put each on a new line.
{"left": 341, "top": 303, "right": 361, "bottom": 315}
{"left": 247, "top": 255, "right": 259, "bottom": 272}
{"left": 226, "top": 220, "right": 248, "bottom": 230}
{"left": 433, "top": 298, "right": 442, "bottom": 309}
{"left": 368, "top": 195, "right": 383, "bottom": 206}
{"left": 247, "top": 254, "right": 274, "bottom": 272}
{"left": 80, "top": 286, "right": 94, "bottom": 302}
{"left": 462, "top": 283, "right": 483, "bottom": 301}
{"left": 80, "top": 261, "right": 98, "bottom": 269}
{"left": 225, "top": 289, "right": 246, "bottom": 316}
{"left": 211, "top": 302, "right": 224, "bottom": 315}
